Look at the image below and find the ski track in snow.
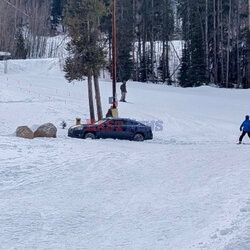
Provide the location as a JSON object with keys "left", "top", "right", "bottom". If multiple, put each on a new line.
{"left": 0, "top": 59, "right": 250, "bottom": 250}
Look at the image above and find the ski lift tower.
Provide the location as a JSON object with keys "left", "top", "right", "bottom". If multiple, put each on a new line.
{"left": 108, "top": 0, "right": 119, "bottom": 118}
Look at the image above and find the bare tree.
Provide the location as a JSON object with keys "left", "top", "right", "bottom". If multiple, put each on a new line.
{"left": 248, "top": 0, "right": 250, "bottom": 88}
{"left": 213, "top": 0, "right": 218, "bottom": 83}
{"left": 205, "top": 0, "right": 209, "bottom": 81}
{"left": 226, "top": 0, "right": 232, "bottom": 88}
{"left": 0, "top": 0, "right": 50, "bottom": 58}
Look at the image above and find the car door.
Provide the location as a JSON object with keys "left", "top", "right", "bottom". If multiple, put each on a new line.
{"left": 103, "top": 119, "right": 126, "bottom": 140}
{"left": 115, "top": 119, "right": 135, "bottom": 140}
{"left": 98, "top": 119, "right": 115, "bottom": 139}
{"left": 114, "top": 119, "right": 127, "bottom": 139}
{"left": 126, "top": 120, "right": 140, "bottom": 139}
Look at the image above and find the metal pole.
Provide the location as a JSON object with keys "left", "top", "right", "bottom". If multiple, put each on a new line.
{"left": 112, "top": 0, "right": 117, "bottom": 108}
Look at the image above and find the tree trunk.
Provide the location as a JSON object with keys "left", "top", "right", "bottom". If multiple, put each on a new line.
{"left": 226, "top": 0, "right": 232, "bottom": 88}
{"left": 205, "top": 0, "right": 209, "bottom": 82}
{"left": 93, "top": 73, "right": 103, "bottom": 120}
{"left": 166, "top": 42, "right": 171, "bottom": 85}
{"left": 150, "top": 0, "right": 154, "bottom": 82}
{"left": 236, "top": 0, "right": 240, "bottom": 88}
{"left": 213, "top": 0, "right": 218, "bottom": 83}
{"left": 219, "top": 0, "right": 224, "bottom": 86}
{"left": 88, "top": 75, "right": 95, "bottom": 121}
{"left": 150, "top": 37, "right": 154, "bottom": 82}
{"left": 143, "top": 38, "right": 147, "bottom": 82}
{"left": 247, "top": 0, "right": 250, "bottom": 88}
{"left": 132, "top": 0, "right": 136, "bottom": 81}
{"left": 248, "top": 33, "right": 250, "bottom": 88}
{"left": 217, "top": 0, "right": 221, "bottom": 86}
{"left": 162, "top": 40, "right": 166, "bottom": 83}
{"left": 142, "top": 19, "right": 147, "bottom": 82}
{"left": 138, "top": 35, "right": 142, "bottom": 80}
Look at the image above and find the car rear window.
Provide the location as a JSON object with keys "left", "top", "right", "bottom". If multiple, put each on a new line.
{"left": 124, "top": 120, "right": 139, "bottom": 125}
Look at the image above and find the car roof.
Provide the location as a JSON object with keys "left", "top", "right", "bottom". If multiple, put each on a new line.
{"left": 105, "top": 118, "right": 138, "bottom": 122}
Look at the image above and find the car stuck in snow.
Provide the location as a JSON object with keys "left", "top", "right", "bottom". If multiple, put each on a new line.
{"left": 68, "top": 118, "right": 153, "bottom": 141}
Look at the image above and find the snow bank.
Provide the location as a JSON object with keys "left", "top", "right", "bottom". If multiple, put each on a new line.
{"left": 0, "top": 58, "right": 61, "bottom": 75}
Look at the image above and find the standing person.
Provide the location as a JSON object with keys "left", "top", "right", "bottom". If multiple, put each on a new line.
{"left": 239, "top": 115, "right": 250, "bottom": 144}
{"left": 120, "top": 81, "right": 127, "bottom": 102}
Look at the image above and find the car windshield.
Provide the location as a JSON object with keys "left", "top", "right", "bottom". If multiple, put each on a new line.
{"left": 93, "top": 119, "right": 107, "bottom": 126}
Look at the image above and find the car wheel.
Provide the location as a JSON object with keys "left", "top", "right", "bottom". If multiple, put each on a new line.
{"left": 133, "top": 133, "right": 144, "bottom": 142}
{"left": 84, "top": 132, "right": 96, "bottom": 140}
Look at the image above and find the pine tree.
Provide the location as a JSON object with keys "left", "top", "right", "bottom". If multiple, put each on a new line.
{"left": 178, "top": 0, "right": 208, "bottom": 87}
{"left": 178, "top": 0, "right": 248, "bottom": 88}
{"left": 179, "top": 43, "right": 191, "bottom": 87}
{"left": 116, "top": 0, "right": 134, "bottom": 82}
{"left": 64, "top": 0, "right": 107, "bottom": 120}
{"left": 14, "top": 29, "right": 27, "bottom": 59}
{"left": 157, "top": 0, "right": 174, "bottom": 83}
{"left": 101, "top": 0, "right": 134, "bottom": 82}
{"left": 51, "top": 0, "right": 65, "bottom": 29}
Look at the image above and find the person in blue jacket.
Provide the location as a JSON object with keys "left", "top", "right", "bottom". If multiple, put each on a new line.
{"left": 239, "top": 115, "right": 250, "bottom": 144}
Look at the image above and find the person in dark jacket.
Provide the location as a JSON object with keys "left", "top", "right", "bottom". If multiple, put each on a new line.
{"left": 239, "top": 115, "right": 250, "bottom": 144}
{"left": 120, "top": 81, "right": 127, "bottom": 102}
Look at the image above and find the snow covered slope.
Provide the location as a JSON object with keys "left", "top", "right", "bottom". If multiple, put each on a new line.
{"left": 0, "top": 59, "right": 249, "bottom": 250}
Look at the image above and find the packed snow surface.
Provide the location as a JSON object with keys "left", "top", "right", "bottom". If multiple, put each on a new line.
{"left": 0, "top": 59, "right": 249, "bottom": 250}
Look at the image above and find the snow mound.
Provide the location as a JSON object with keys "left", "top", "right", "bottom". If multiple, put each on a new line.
{"left": 0, "top": 58, "right": 61, "bottom": 75}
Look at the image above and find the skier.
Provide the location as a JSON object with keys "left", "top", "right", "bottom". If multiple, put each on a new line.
{"left": 238, "top": 115, "right": 250, "bottom": 144}
{"left": 120, "top": 81, "right": 127, "bottom": 102}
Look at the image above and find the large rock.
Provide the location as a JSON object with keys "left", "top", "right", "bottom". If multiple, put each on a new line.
{"left": 34, "top": 123, "right": 57, "bottom": 138}
{"left": 16, "top": 126, "right": 34, "bottom": 139}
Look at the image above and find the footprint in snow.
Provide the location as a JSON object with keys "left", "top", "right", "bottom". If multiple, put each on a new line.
{"left": 220, "top": 228, "right": 233, "bottom": 236}
{"left": 240, "top": 203, "right": 250, "bottom": 213}
{"left": 210, "top": 234, "right": 218, "bottom": 239}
